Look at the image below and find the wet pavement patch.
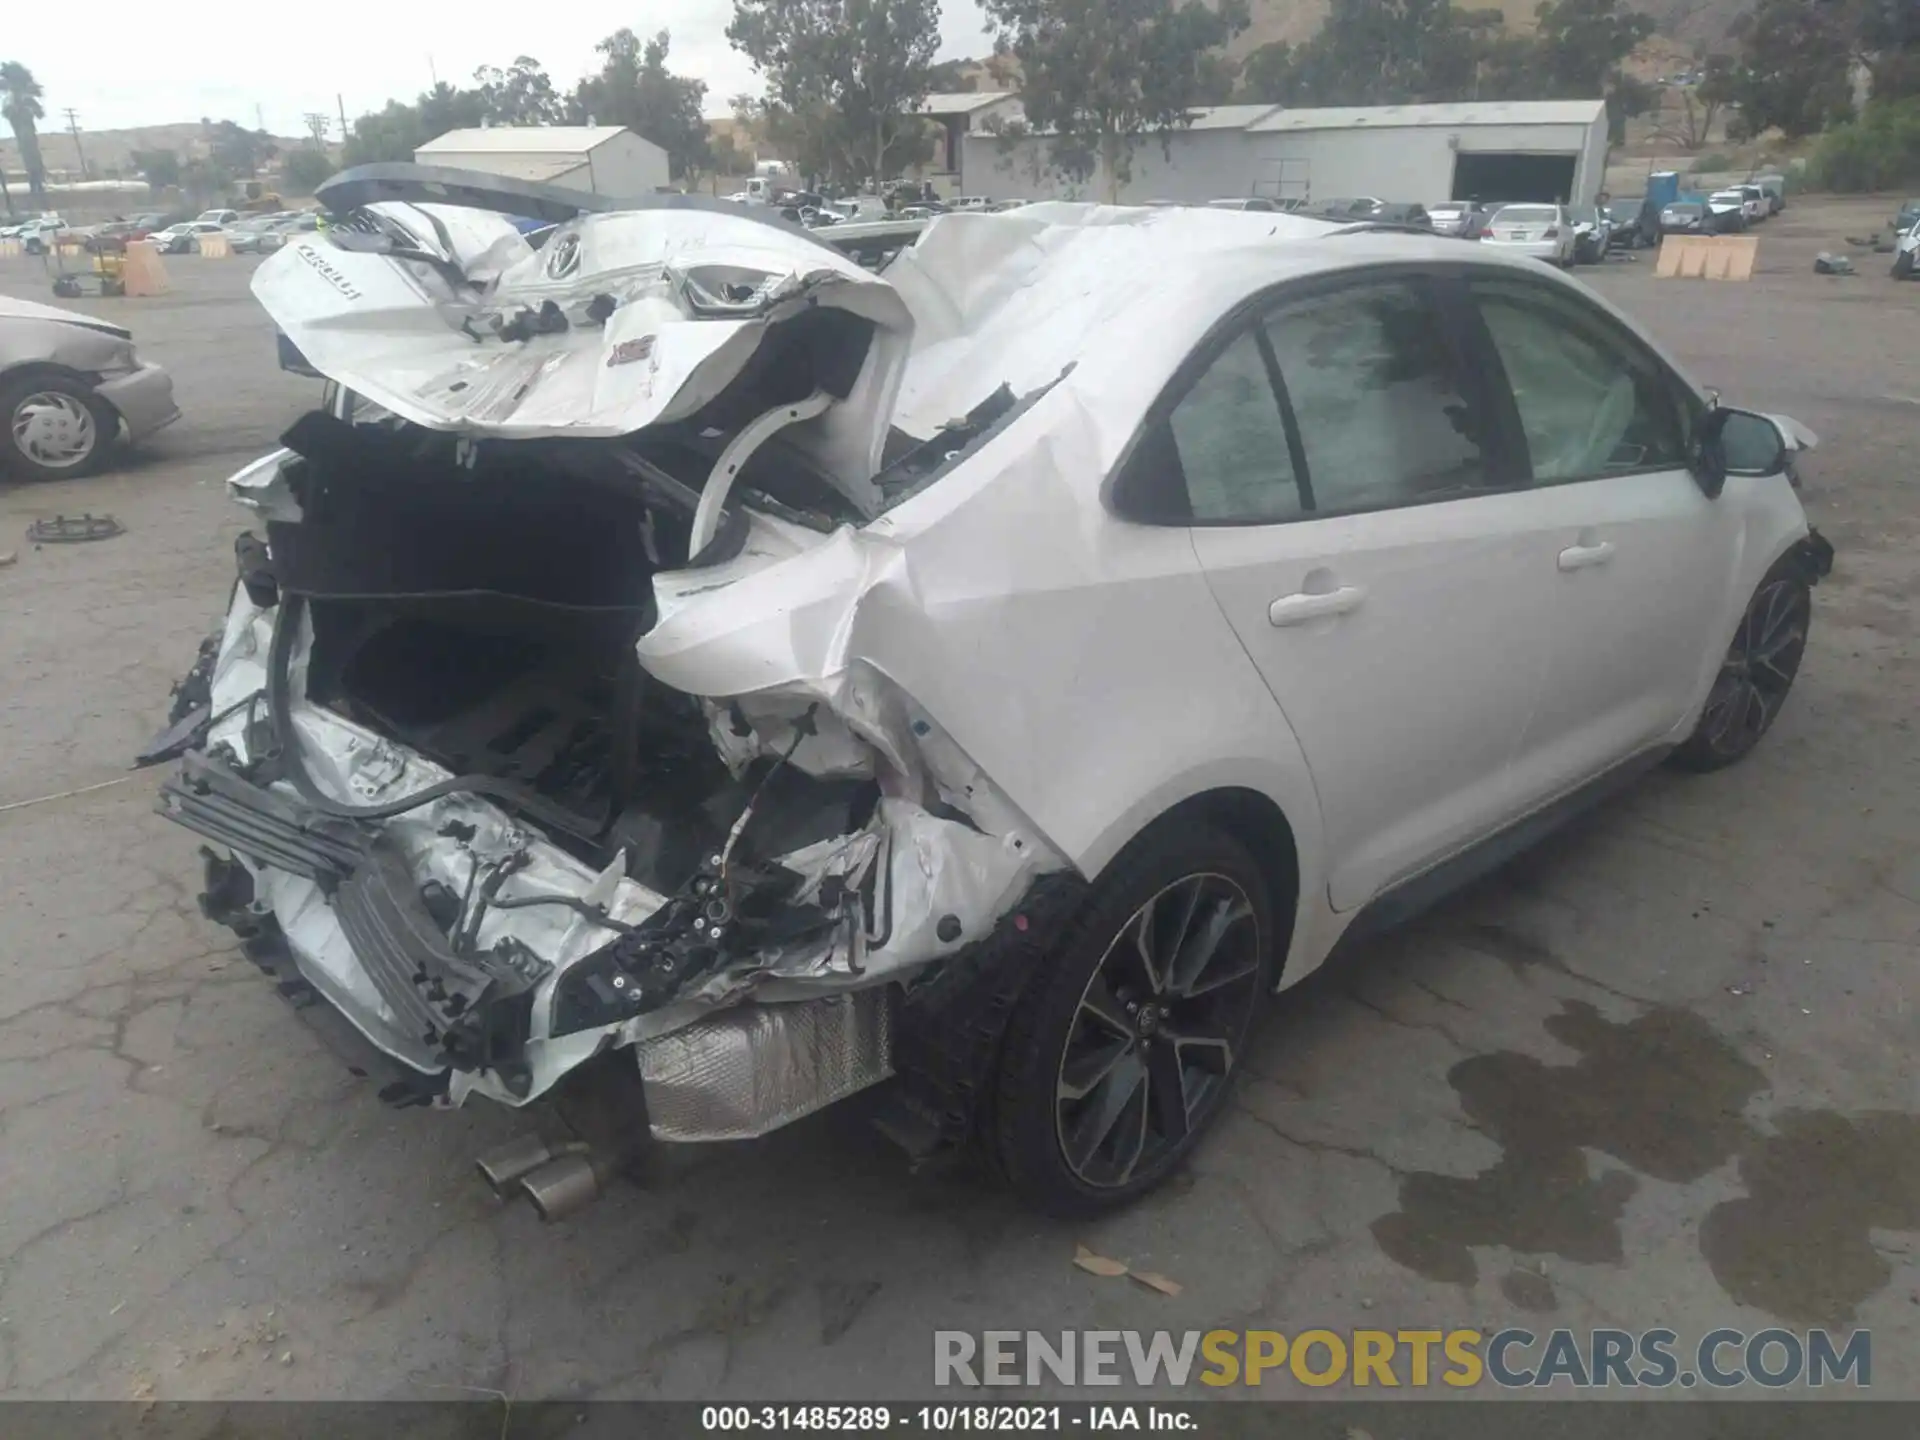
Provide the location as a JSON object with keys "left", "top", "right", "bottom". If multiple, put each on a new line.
{"left": 1700, "top": 1110, "right": 1920, "bottom": 1325}
{"left": 1373, "top": 1000, "right": 1920, "bottom": 1321}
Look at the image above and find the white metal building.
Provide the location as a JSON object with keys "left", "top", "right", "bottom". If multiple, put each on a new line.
{"left": 962, "top": 99, "right": 1609, "bottom": 209}
{"left": 415, "top": 126, "right": 671, "bottom": 198}
{"left": 915, "top": 92, "right": 1024, "bottom": 194}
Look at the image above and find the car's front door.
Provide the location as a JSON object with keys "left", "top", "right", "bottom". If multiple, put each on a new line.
{"left": 1161, "top": 274, "right": 1569, "bottom": 912}
{"left": 1461, "top": 273, "right": 1741, "bottom": 800}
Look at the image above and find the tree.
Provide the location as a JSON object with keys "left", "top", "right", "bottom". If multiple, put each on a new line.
{"left": 1275, "top": 0, "right": 1482, "bottom": 106}
{"left": 344, "top": 82, "right": 486, "bottom": 165}
{"left": 284, "top": 148, "right": 337, "bottom": 195}
{"left": 1534, "top": 0, "right": 1654, "bottom": 96}
{"left": 982, "top": 0, "right": 1249, "bottom": 198}
{"left": 1723, "top": 0, "right": 1855, "bottom": 137}
{"left": 729, "top": 0, "right": 943, "bottom": 182}
{"left": 206, "top": 120, "right": 276, "bottom": 177}
{"left": 574, "top": 29, "right": 711, "bottom": 181}
{"left": 130, "top": 148, "right": 183, "bottom": 189}
{"left": 1651, "top": 54, "right": 1733, "bottom": 149}
{"left": 474, "top": 57, "right": 565, "bottom": 126}
{"left": 1, "top": 61, "right": 48, "bottom": 204}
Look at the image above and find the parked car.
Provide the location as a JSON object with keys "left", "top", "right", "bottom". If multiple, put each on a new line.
{"left": 151, "top": 181, "right": 1830, "bottom": 1217}
{"left": 152, "top": 220, "right": 229, "bottom": 254}
{"left": 1427, "top": 202, "right": 1493, "bottom": 239}
{"left": 195, "top": 208, "right": 242, "bottom": 227}
{"left": 1208, "top": 197, "right": 1283, "bottom": 212}
{"left": 18, "top": 216, "right": 72, "bottom": 254}
{"left": 1736, "top": 185, "right": 1769, "bottom": 223}
{"left": 0, "top": 295, "right": 180, "bottom": 480}
{"left": 226, "top": 216, "right": 293, "bottom": 254}
{"left": 1478, "top": 203, "right": 1576, "bottom": 266}
{"left": 1604, "top": 195, "right": 1660, "bottom": 249}
{"left": 1706, "top": 191, "right": 1751, "bottom": 232}
{"left": 1305, "top": 196, "right": 1387, "bottom": 220}
{"left": 1752, "top": 175, "right": 1787, "bottom": 214}
{"left": 1568, "top": 204, "right": 1612, "bottom": 264}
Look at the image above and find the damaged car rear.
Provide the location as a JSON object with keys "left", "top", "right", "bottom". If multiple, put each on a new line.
{"left": 152, "top": 167, "right": 1832, "bottom": 1218}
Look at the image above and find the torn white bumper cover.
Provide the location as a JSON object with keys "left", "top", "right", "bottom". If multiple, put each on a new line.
{"left": 150, "top": 176, "right": 1067, "bottom": 1139}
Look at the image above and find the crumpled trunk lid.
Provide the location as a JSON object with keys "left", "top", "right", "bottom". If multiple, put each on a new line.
{"left": 252, "top": 197, "right": 915, "bottom": 509}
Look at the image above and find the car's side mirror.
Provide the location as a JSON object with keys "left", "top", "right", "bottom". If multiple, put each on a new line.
{"left": 1695, "top": 406, "right": 1789, "bottom": 497}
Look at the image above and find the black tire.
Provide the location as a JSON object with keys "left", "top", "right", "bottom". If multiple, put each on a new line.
{"left": 0, "top": 372, "right": 118, "bottom": 481}
{"left": 989, "top": 819, "right": 1279, "bottom": 1216}
{"left": 1671, "top": 558, "right": 1812, "bottom": 773}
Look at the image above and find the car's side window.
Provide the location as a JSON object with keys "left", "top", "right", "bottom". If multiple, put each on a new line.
{"left": 1258, "top": 280, "right": 1493, "bottom": 514}
{"left": 1166, "top": 328, "right": 1305, "bottom": 523}
{"left": 1469, "top": 277, "right": 1689, "bottom": 483}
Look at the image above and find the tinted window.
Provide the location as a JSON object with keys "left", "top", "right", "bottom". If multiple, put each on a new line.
{"left": 1166, "top": 329, "right": 1302, "bottom": 522}
{"left": 1471, "top": 278, "right": 1688, "bottom": 482}
{"left": 1260, "top": 281, "right": 1492, "bottom": 513}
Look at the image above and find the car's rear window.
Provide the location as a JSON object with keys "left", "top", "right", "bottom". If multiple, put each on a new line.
{"left": 1493, "top": 206, "right": 1557, "bottom": 223}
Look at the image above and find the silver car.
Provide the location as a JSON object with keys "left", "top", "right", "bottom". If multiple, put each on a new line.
{"left": 1, "top": 296, "right": 180, "bottom": 480}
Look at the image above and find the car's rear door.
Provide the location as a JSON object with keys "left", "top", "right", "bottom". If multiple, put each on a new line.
{"left": 1458, "top": 272, "right": 1742, "bottom": 798}
{"left": 1154, "top": 272, "right": 1568, "bottom": 912}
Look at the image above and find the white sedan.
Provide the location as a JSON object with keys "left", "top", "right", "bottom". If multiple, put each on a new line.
{"left": 149, "top": 186, "right": 1831, "bottom": 1217}
{"left": 1478, "top": 203, "right": 1578, "bottom": 266}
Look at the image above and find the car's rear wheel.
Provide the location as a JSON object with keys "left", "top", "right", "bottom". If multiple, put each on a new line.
{"left": 1672, "top": 559, "right": 1812, "bottom": 772}
{"left": 990, "top": 820, "right": 1277, "bottom": 1216}
{"left": 1, "top": 373, "right": 118, "bottom": 481}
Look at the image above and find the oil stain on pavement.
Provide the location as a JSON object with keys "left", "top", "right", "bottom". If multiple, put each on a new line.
{"left": 1372, "top": 998, "right": 1920, "bottom": 1324}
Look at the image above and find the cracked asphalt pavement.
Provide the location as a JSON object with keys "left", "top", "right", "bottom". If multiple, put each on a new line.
{"left": 0, "top": 199, "right": 1915, "bottom": 1402}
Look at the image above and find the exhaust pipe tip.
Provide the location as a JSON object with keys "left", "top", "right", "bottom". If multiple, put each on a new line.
{"left": 475, "top": 1134, "right": 557, "bottom": 1196}
{"left": 518, "top": 1152, "right": 602, "bottom": 1222}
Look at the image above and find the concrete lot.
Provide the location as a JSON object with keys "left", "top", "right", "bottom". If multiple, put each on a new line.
{"left": 0, "top": 200, "right": 1915, "bottom": 1404}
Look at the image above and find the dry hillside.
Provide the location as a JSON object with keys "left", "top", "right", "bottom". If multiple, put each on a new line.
{"left": 0, "top": 122, "right": 310, "bottom": 182}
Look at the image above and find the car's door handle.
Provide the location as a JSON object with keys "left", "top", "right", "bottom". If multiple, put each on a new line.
{"left": 1269, "top": 586, "right": 1367, "bottom": 626}
{"left": 1557, "top": 540, "right": 1616, "bottom": 571}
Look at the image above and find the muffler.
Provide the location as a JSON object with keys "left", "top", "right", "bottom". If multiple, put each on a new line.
{"left": 517, "top": 1152, "right": 609, "bottom": 1222}
{"left": 475, "top": 1134, "right": 584, "bottom": 1196}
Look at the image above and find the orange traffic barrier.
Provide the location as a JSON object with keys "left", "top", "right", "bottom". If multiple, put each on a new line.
{"left": 1655, "top": 234, "right": 1758, "bottom": 281}
{"left": 196, "top": 232, "right": 232, "bottom": 258}
{"left": 122, "top": 240, "right": 171, "bottom": 297}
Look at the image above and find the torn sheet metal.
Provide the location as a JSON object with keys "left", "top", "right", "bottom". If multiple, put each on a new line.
{"left": 252, "top": 206, "right": 915, "bottom": 496}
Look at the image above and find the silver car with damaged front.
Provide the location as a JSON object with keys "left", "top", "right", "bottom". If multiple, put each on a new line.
{"left": 1, "top": 295, "right": 179, "bottom": 480}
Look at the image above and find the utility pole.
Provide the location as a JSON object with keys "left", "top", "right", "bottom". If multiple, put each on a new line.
{"left": 303, "top": 112, "right": 330, "bottom": 147}
{"left": 61, "top": 108, "right": 89, "bottom": 179}
{"left": 336, "top": 94, "right": 350, "bottom": 150}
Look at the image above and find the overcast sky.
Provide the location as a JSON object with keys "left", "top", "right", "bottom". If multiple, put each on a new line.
{"left": 9, "top": 1, "right": 999, "bottom": 137}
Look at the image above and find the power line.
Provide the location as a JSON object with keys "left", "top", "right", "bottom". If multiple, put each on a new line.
{"left": 302, "top": 111, "right": 331, "bottom": 146}
{"left": 61, "top": 108, "right": 89, "bottom": 180}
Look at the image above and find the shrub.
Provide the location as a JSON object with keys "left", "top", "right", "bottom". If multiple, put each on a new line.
{"left": 1806, "top": 99, "right": 1920, "bottom": 193}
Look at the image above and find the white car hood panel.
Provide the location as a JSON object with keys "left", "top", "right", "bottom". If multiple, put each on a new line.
{"left": 252, "top": 207, "right": 915, "bottom": 490}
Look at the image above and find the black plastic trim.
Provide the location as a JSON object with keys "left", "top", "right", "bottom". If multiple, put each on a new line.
{"left": 1329, "top": 745, "right": 1672, "bottom": 957}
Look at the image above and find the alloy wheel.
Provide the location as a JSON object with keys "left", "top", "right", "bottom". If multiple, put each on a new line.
{"left": 11, "top": 391, "right": 98, "bottom": 470}
{"left": 1054, "top": 873, "right": 1263, "bottom": 1188}
{"left": 1696, "top": 577, "right": 1809, "bottom": 760}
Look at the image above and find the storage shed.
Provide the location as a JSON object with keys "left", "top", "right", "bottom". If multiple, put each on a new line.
{"left": 414, "top": 126, "right": 671, "bottom": 198}
{"left": 962, "top": 99, "right": 1609, "bottom": 209}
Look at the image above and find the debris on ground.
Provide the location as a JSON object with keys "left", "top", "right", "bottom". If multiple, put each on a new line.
{"left": 1813, "top": 253, "right": 1857, "bottom": 275}
{"left": 27, "top": 513, "right": 124, "bottom": 545}
{"left": 0, "top": 551, "right": 15, "bottom": 567}
{"left": 1072, "top": 1245, "right": 1130, "bottom": 1278}
{"left": 1073, "top": 1244, "right": 1182, "bottom": 1295}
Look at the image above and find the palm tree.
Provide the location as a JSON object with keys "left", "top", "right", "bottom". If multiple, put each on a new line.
{"left": 1, "top": 61, "right": 49, "bottom": 205}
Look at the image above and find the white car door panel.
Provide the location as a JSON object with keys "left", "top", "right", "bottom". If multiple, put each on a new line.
{"left": 1165, "top": 276, "right": 1561, "bottom": 913}
{"left": 1195, "top": 505, "right": 1560, "bottom": 912}
{"left": 1468, "top": 275, "right": 1742, "bottom": 797}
